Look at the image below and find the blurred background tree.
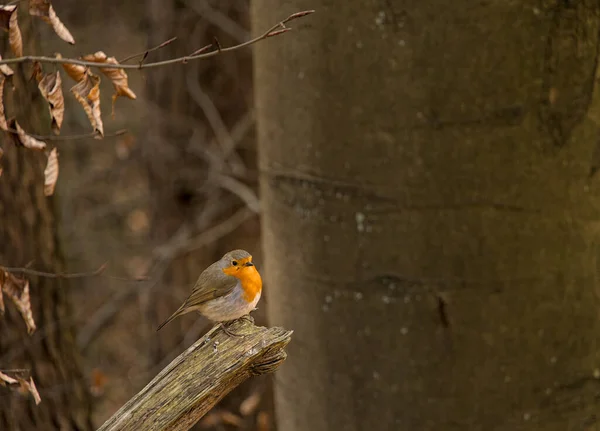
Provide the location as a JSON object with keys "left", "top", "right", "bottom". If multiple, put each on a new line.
{"left": 253, "top": 0, "right": 600, "bottom": 430}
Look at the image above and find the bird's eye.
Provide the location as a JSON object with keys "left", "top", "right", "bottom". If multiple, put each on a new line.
{"left": 232, "top": 260, "right": 238, "bottom": 266}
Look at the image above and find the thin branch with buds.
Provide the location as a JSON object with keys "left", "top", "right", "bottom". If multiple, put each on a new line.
{"left": 0, "top": 11, "right": 315, "bottom": 70}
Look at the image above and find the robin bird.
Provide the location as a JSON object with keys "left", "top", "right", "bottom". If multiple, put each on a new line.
{"left": 156, "top": 249, "right": 262, "bottom": 334}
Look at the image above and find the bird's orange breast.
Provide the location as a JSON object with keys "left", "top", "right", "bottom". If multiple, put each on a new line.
{"left": 238, "top": 266, "right": 262, "bottom": 303}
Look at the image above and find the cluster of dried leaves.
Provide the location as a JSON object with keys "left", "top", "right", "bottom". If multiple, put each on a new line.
{"left": 0, "top": 268, "right": 40, "bottom": 404}
{"left": 0, "top": 1, "right": 136, "bottom": 194}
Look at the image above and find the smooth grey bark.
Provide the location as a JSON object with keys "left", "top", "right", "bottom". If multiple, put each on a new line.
{"left": 252, "top": 1, "right": 600, "bottom": 430}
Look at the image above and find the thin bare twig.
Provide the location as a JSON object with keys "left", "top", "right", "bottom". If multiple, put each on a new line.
{"left": 3, "top": 263, "right": 108, "bottom": 279}
{"left": 182, "top": 207, "right": 255, "bottom": 254}
{"left": 120, "top": 37, "right": 178, "bottom": 63}
{"left": 0, "top": 369, "right": 30, "bottom": 374}
{"left": 186, "top": 0, "right": 250, "bottom": 43}
{"left": 0, "top": 11, "right": 315, "bottom": 70}
{"left": 217, "top": 174, "right": 260, "bottom": 213}
{"left": 2, "top": 262, "right": 146, "bottom": 282}
{"left": 186, "top": 62, "right": 243, "bottom": 172}
{"left": 4, "top": 127, "right": 128, "bottom": 142}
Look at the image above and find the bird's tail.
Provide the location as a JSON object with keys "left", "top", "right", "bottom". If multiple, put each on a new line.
{"left": 156, "top": 306, "right": 185, "bottom": 331}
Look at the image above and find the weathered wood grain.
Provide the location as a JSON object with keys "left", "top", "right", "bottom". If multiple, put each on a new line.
{"left": 97, "top": 318, "right": 292, "bottom": 431}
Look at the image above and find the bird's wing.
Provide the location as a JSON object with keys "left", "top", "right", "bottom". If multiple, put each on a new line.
{"left": 156, "top": 262, "right": 237, "bottom": 331}
{"left": 184, "top": 263, "right": 238, "bottom": 308}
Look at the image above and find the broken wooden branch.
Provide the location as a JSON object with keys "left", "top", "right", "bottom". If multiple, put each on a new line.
{"left": 97, "top": 318, "right": 292, "bottom": 431}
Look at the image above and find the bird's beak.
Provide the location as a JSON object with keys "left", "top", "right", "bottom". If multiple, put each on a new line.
{"left": 244, "top": 261, "right": 254, "bottom": 267}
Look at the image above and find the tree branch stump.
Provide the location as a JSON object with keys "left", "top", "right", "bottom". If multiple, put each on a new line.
{"left": 97, "top": 318, "right": 292, "bottom": 431}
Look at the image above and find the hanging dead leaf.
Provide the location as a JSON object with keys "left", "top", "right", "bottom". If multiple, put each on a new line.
{"left": 0, "top": 371, "right": 41, "bottom": 405}
{"left": 71, "top": 71, "right": 103, "bottom": 136}
{"left": 0, "top": 371, "right": 17, "bottom": 386}
{"left": 239, "top": 391, "right": 262, "bottom": 416}
{"left": 57, "top": 53, "right": 86, "bottom": 82}
{"left": 0, "top": 267, "right": 5, "bottom": 313}
{"left": 9, "top": 120, "right": 47, "bottom": 150}
{"left": 44, "top": 147, "right": 58, "bottom": 196}
{"left": 18, "top": 377, "right": 41, "bottom": 405}
{"left": 0, "top": 54, "right": 14, "bottom": 77}
{"left": 0, "top": 5, "right": 23, "bottom": 57}
{"left": 1, "top": 270, "right": 36, "bottom": 334}
{"left": 28, "top": 0, "right": 74, "bottom": 44}
{"left": 81, "top": 51, "right": 136, "bottom": 116}
{"left": 31, "top": 61, "right": 43, "bottom": 81}
{"left": 37, "top": 71, "right": 64, "bottom": 134}
{"left": 0, "top": 75, "right": 7, "bottom": 131}
{"left": 0, "top": 146, "right": 3, "bottom": 178}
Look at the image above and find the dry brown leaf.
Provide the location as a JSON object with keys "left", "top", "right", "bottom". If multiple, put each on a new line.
{"left": 0, "top": 54, "right": 14, "bottom": 77}
{"left": 29, "top": 0, "right": 74, "bottom": 44}
{"left": 44, "top": 147, "right": 58, "bottom": 196}
{"left": 71, "top": 71, "right": 103, "bottom": 136}
{"left": 57, "top": 53, "right": 86, "bottom": 82}
{"left": 0, "top": 267, "right": 5, "bottom": 313}
{"left": 37, "top": 71, "right": 64, "bottom": 134}
{"left": 81, "top": 51, "right": 136, "bottom": 115}
{"left": 10, "top": 120, "right": 47, "bottom": 150}
{"left": 239, "top": 391, "right": 262, "bottom": 416}
{"left": 0, "top": 75, "right": 7, "bottom": 131}
{"left": 0, "top": 371, "right": 41, "bottom": 405}
{"left": 0, "top": 146, "right": 3, "bottom": 178}
{"left": 18, "top": 377, "right": 41, "bottom": 405}
{"left": 0, "top": 5, "right": 23, "bottom": 57}
{"left": 1, "top": 270, "right": 36, "bottom": 334}
{"left": 31, "top": 61, "right": 43, "bottom": 82}
{"left": 0, "top": 371, "right": 18, "bottom": 385}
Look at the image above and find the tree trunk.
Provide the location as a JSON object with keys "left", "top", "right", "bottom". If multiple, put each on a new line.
{"left": 0, "top": 65, "right": 93, "bottom": 429}
{"left": 252, "top": 1, "right": 600, "bottom": 430}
